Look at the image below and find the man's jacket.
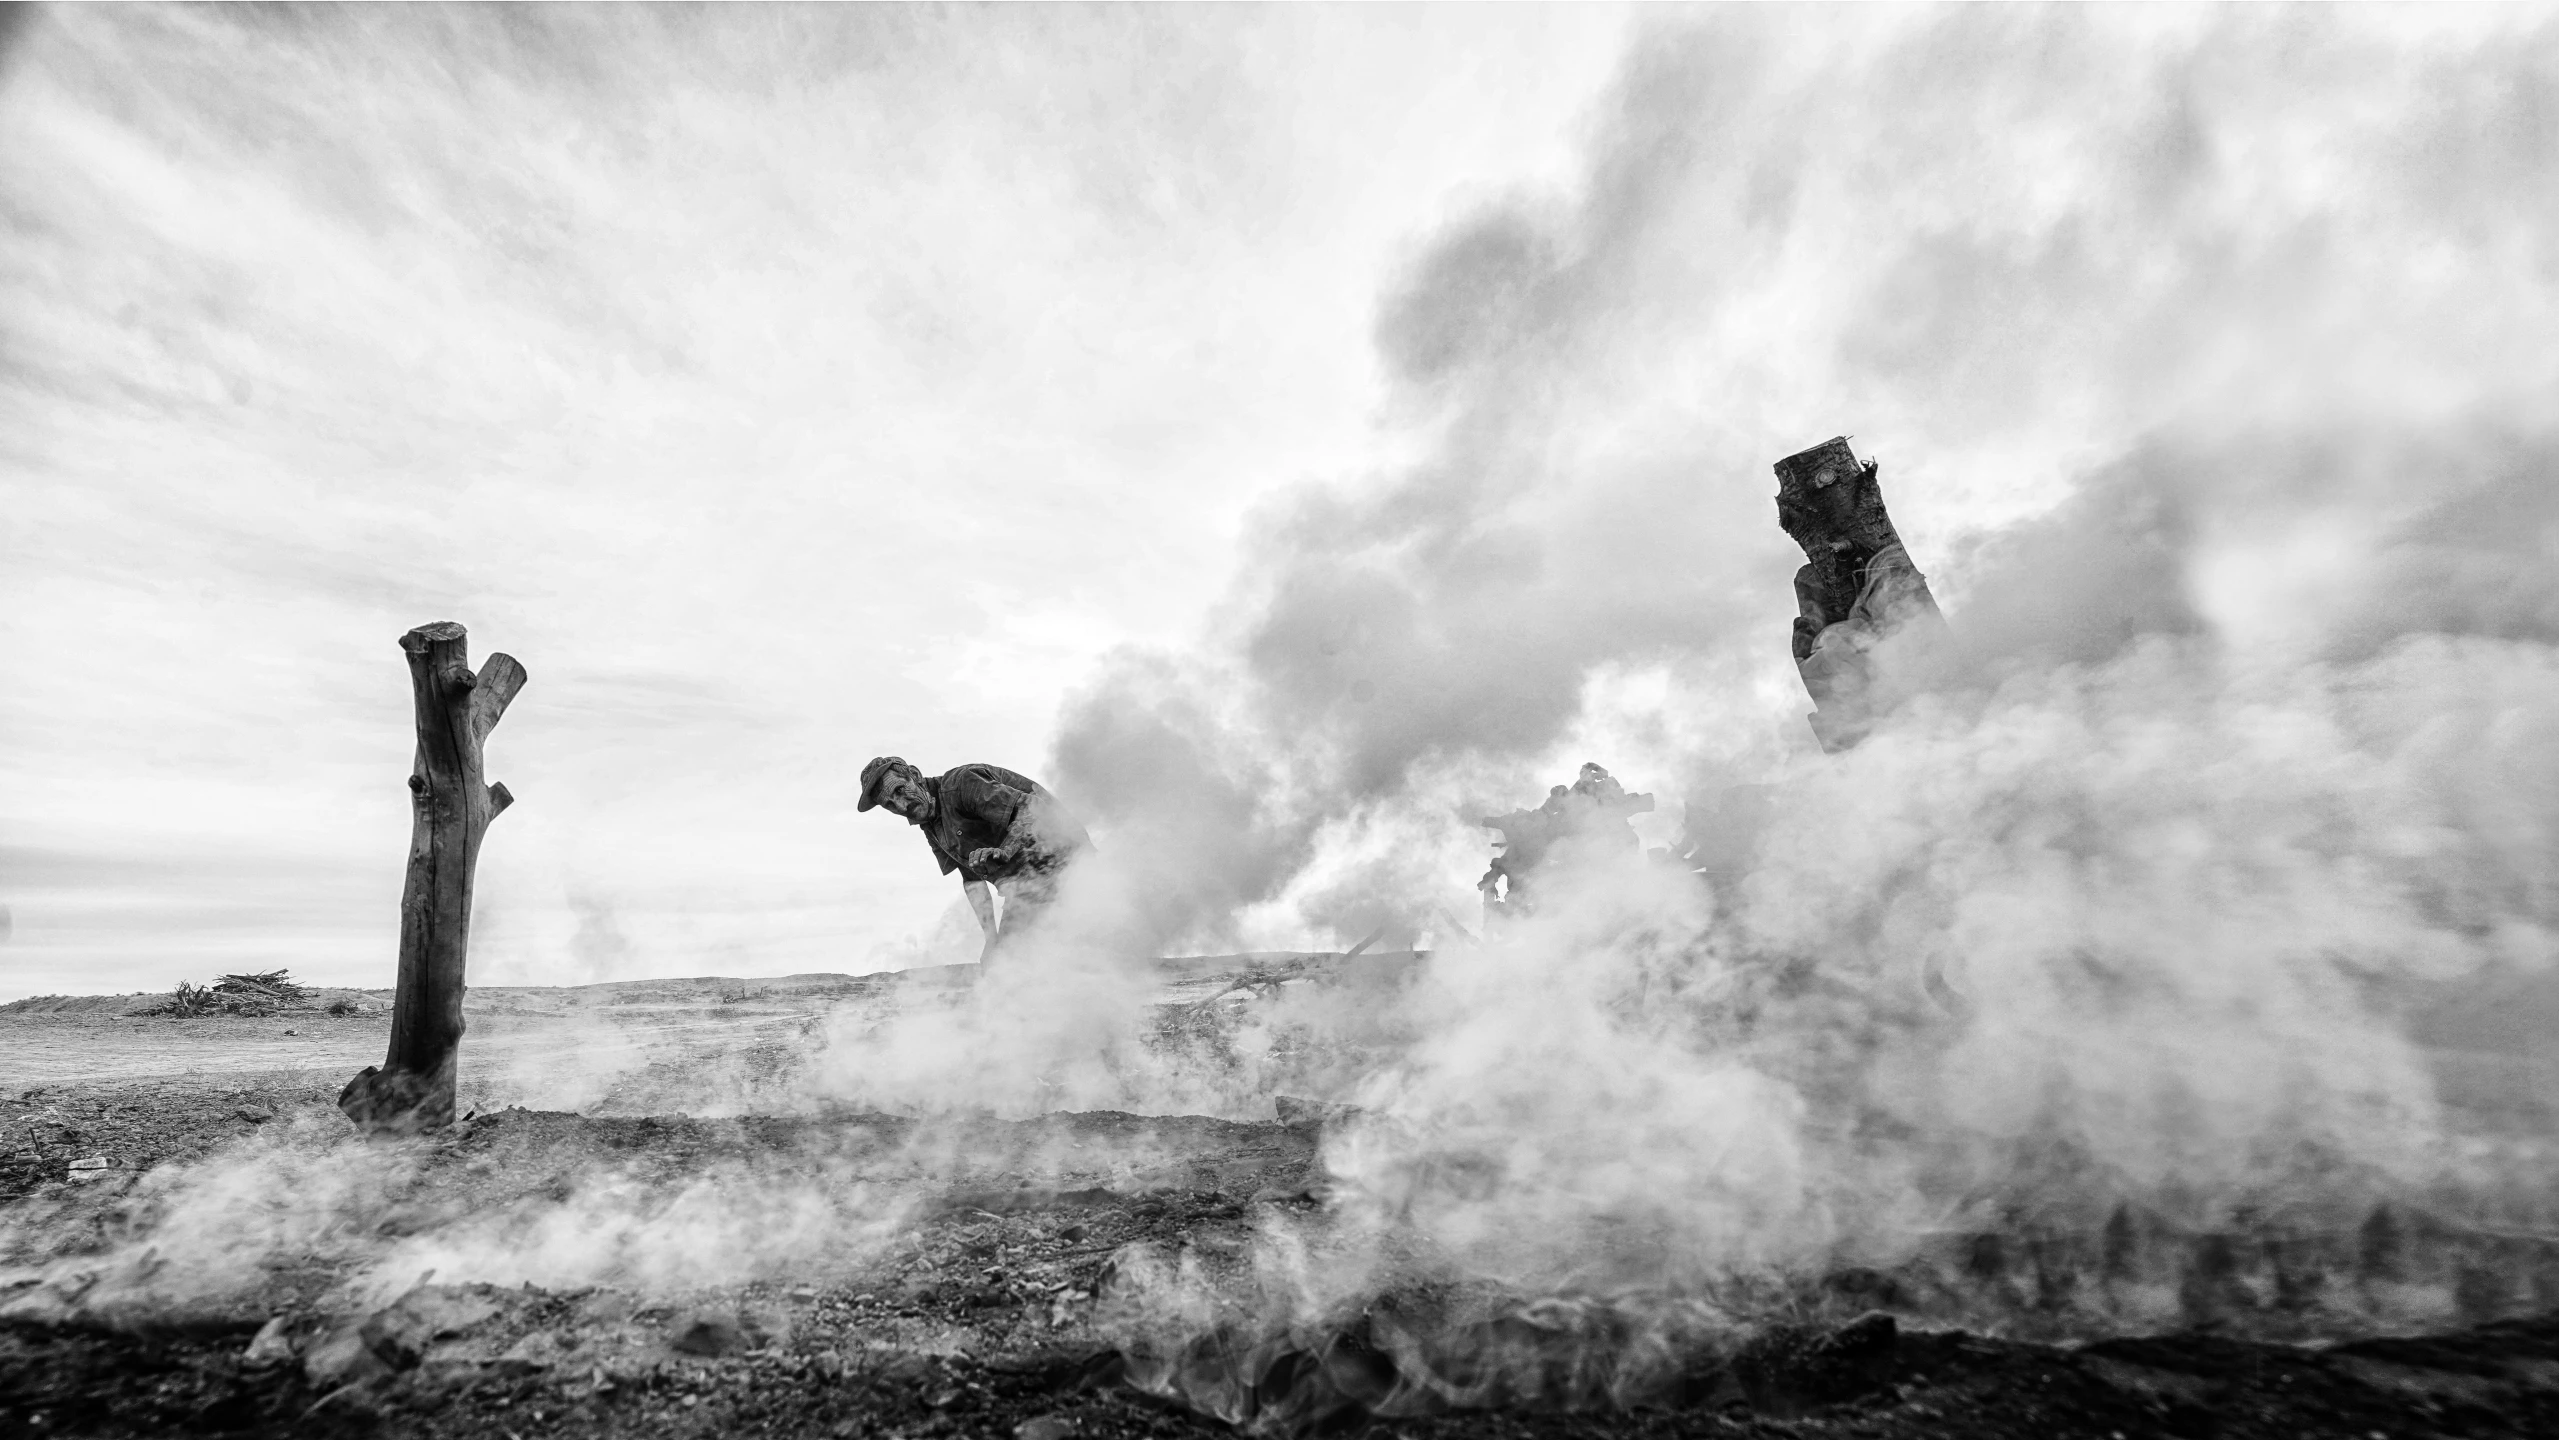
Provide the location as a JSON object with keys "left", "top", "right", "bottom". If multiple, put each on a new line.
{"left": 913, "top": 764, "right": 1091, "bottom": 884}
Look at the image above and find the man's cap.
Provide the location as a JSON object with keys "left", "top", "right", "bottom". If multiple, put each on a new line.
{"left": 857, "top": 755, "right": 914, "bottom": 812}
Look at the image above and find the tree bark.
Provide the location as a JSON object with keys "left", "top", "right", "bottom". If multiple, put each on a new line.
{"left": 339, "top": 622, "right": 525, "bottom": 1134}
{"left": 1772, "top": 437, "right": 1944, "bottom": 750}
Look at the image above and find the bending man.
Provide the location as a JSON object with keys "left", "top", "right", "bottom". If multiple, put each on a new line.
{"left": 858, "top": 757, "right": 1093, "bottom": 966}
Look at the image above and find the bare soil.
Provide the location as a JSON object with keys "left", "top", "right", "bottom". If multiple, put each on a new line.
{"left": 4, "top": 974, "right": 2556, "bottom": 1439}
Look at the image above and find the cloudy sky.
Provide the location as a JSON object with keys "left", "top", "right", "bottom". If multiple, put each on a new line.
{"left": 0, "top": 4, "right": 1638, "bottom": 998}
{"left": 4, "top": 5, "right": 2555, "bottom": 1002}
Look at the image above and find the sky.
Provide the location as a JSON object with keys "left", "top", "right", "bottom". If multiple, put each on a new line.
{"left": 0, "top": 4, "right": 1632, "bottom": 998}
{"left": 5, "top": 4, "right": 2557, "bottom": 1004}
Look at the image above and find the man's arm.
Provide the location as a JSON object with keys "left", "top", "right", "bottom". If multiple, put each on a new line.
{"left": 969, "top": 802, "right": 1050, "bottom": 873}
{"left": 946, "top": 774, "right": 1046, "bottom": 873}
{"left": 962, "top": 879, "right": 998, "bottom": 959}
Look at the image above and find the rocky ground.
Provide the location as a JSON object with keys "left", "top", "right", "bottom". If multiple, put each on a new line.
{"left": 4, "top": 971, "right": 2557, "bottom": 1438}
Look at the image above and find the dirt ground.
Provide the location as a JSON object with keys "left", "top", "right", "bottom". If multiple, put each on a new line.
{"left": 4, "top": 971, "right": 2557, "bottom": 1439}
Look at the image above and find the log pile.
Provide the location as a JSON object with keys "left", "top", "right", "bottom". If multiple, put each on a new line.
{"left": 135, "top": 969, "right": 312, "bottom": 1018}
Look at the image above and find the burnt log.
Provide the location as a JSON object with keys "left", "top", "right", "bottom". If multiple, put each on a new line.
{"left": 1774, "top": 437, "right": 1944, "bottom": 750}
{"left": 339, "top": 622, "right": 525, "bottom": 1133}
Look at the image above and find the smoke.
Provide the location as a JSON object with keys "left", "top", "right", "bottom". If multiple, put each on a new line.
{"left": 1056, "top": 6, "right": 2559, "bottom": 902}
{"left": 3, "top": 1112, "right": 922, "bottom": 1321}
{"left": 1024, "top": 3, "right": 2559, "bottom": 1333}
{"left": 9, "top": 5, "right": 2558, "bottom": 1383}
{"left": 800, "top": 838, "right": 1340, "bottom": 1118}
{"left": 565, "top": 892, "right": 635, "bottom": 984}
{"left": 801, "top": 13, "right": 2559, "bottom": 1261}
{"left": 861, "top": 897, "right": 984, "bottom": 973}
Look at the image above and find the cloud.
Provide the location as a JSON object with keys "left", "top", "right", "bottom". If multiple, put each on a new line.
{"left": 0, "top": 5, "right": 1632, "bottom": 997}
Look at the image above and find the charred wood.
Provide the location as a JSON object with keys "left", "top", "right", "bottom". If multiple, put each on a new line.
{"left": 1774, "top": 436, "right": 1946, "bottom": 751}
{"left": 338, "top": 622, "right": 525, "bottom": 1134}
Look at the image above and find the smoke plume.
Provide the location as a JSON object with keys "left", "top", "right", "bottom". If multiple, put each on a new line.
{"left": 1031, "top": 3, "right": 2559, "bottom": 1317}
{"left": 9, "top": 6, "right": 2557, "bottom": 1384}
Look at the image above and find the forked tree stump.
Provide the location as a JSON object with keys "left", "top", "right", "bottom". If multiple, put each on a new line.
{"left": 339, "top": 622, "right": 525, "bottom": 1134}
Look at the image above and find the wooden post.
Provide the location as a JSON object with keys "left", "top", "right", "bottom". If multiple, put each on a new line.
{"left": 339, "top": 622, "right": 526, "bottom": 1134}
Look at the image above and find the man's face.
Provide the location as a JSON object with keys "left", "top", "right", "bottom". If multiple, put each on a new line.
{"left": 876, "top": 772, "right": 933, "bottom": 822}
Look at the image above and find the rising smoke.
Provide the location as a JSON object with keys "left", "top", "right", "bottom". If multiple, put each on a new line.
{"left": 8, "top": 5, "right": 2557, "bottom": 1377}
{"left": 1028, "top": 3, "right": 2559, "bottom": 1319}
{"left": 791, "top": 8, "right": 2559, "bottom": 1283}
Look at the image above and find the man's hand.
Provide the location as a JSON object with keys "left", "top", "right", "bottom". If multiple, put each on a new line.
{"left": 967, "top": 844, "right": 1017, "bottom": 872}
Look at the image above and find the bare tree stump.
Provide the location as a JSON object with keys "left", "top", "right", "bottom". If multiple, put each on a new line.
{"left": 1773, "top": 437, "right": 1944, "bottom": 750}
{"left": 339, "top": 622, "right": 525, "bottom": 1134}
